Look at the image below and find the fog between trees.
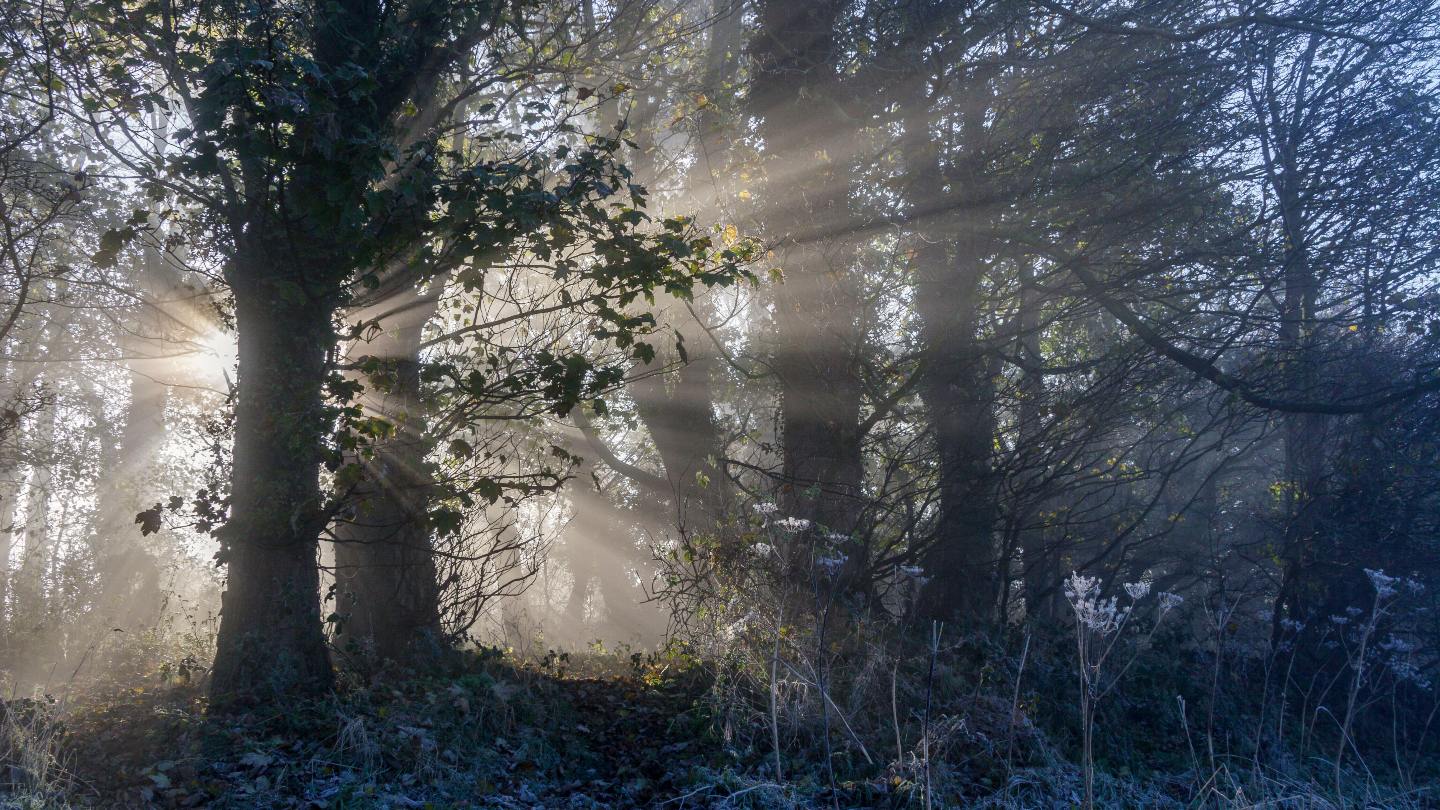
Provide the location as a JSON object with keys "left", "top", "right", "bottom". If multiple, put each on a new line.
{"left": 2, "top": 0, "right": 1440, "bottom": 807}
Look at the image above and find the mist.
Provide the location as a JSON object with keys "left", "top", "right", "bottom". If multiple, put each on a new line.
{"left": 2, "top": 0, "right": 1439, "bottom": 807}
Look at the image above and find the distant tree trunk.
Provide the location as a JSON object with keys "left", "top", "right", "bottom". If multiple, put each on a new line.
{"left": 629, "top": 357, "right": 729, "bottom": 530}
{"left": 209, "top": 262, "right": 335, "bottom": 702}
{"left": 0, "top": 465, "right": 17, "bottom": 640}
{"left": 751, "top": 0, "right": 867, "bottom": 555}
{"left": 13, "top": 390, "right": 57, "bottom": 654}
{"left": 559, "top": 451, "right": 665, "bottom": 641}
{"left": 332, "top": 288, "right": 445, "bottom": 669}
{"left": 0, "top": 352, "right": 42, "bottom": 643}
{"left": 93, "top": 249, "right": 171, "bottom": 634}
{"left": 622, "top": 0, "right": 742, "bottom": 543}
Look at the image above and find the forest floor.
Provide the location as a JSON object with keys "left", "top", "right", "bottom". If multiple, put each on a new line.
{"left": 7, "top": 651, "right": 859, "bottom": 809}
{"left": 5, "top": 644, "right": 1432, "bottom": 808}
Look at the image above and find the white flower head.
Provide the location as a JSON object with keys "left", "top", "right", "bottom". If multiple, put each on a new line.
{"left": 1366, "top": 568, "right": 1399, "bottom": 599}
{"left": 1064, "top": 572, "right": 1126, "bottom": 635}
{"left": 752, "top": 501, "right": 779, "bottom": 516}
{"left": 774, "top": 516, "right": 811, "bottom": 533}
{"left": 750, "top": 542, "right": 775, "bottom": 557}
{"left": 1124, "top": 581, "right": 1151, "bottom": 600}
{"left": 1158, "top": 592, "right": 1184, "bottom": 613}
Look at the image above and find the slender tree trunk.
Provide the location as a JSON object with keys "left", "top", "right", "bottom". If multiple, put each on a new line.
{"left": 1271, "top": 167, "right": 1326, "bottom": 645}
{"left": 1016, "top": 258, "right": 1058, "bottom": 621}
{"left": 0, "top": 464, "right": 17, "bottom": 640}
{"left": 623, "top": 0, "right": 742, "bottom": 542}
{"left": 92, "top": 251, "right": 171, "bottom": 633}
{"left": 0, "top": 354, "right": 42, "bottom": 643}
{"left": 630, "top": 355, "right": 729, "bottom": 530}
{"left": 12, "top": 391, "right": 57, "bottom": 680}
{"left": 210, "top": 271, "right": 334, "bottom": 702}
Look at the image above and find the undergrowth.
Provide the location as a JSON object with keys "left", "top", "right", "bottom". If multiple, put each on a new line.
{"left": 1, "top": 627, "right": 1436, "bottom": 808}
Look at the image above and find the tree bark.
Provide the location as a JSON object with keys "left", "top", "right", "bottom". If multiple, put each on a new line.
{"left": 898, "top": 88, "right": 1000, "bottom": 622}
{"left": 332, "top": 289, "right": 445, "bottom": 669}
{"left": 751, "top": 0, "right": 867, "bottom": 550}
{"left": 209, "top": 271, "right": 334, "bottom": 703}
{"left": 913, "top": 234, "right": 999, "bottom": 621}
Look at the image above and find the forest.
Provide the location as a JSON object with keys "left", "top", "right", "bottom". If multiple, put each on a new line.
{"left": 1, "top": 0, "right": 1438, "bottom": 807}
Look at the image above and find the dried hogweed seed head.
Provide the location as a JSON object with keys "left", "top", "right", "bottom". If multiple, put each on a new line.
{"left": 1365, "top": 568, "right": 1399, "bottom": 598}
{"left": 1065, "top": 572, "right": 1126, "bottom": 635}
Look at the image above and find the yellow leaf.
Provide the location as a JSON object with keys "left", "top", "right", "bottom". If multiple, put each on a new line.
{"left": 738, "top": 189, "right": 751, "bottom": 200}
{"left": 722, "top": 224, "right": 738, "bottom": 245}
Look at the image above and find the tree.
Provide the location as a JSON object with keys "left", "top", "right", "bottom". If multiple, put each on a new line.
{"left": 70, "top": 0, "right": 752, "bottom": 703}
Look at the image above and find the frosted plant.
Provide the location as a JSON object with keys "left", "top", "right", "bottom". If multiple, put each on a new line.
{"left": 723, "top": 610, "right": 756, "bottom": 641}
{"left": 1064, "top": 572, "right": 1127, "bottom": 636}
{"left": 753, "top": 501, "right": 780, "bottom": 516}
{"left": 774, "top": 516, "right": 811, "bottom": 533}
{"left": 750, "top": 542, "right": 775, "bottom": 557}
{"left": 1062, "top": 570, "right": 1177, "bottom": 810}
{"left": 1124, "top": 581, "right": 1151, "bottom": 600}
{"left": 1333, "top": 566, "right": 1425, "bottom": 796}
{"left": 1380, "top": 634, "right": 1430, "bottom": 688}
{"left": 1365, "top": 568, "right": 1399, "bottom": 598}
{"left": 1158, "top": 592, "right": 1184, "bottom": 614}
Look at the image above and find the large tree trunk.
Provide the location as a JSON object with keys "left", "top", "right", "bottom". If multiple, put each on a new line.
{"left": 332, "top": 290, "right": 444, "bottom": 669}
{"left": 913, "top": 236, "right": 998, "bottom": 621}
{"left": 751, "top": 0, "right": 866, "bottom": 553}
{"left": 209, "top": 273, "right": 334, "bottom": 702}
{"left": 899, "top": 90, "right": 1000, "bottom": 622}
